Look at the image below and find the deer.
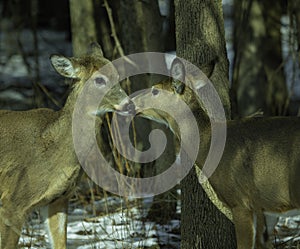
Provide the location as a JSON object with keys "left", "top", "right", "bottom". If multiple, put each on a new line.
{"left": 134, "top": 58, "right": 300, "bottom": 249}
{"left": 0, "top": 43, "right": 135, "bottom": 249}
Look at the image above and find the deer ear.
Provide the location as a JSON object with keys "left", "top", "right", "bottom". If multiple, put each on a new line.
{"left": 171, "top": 58, "right": 186, "bottom": 94}
{"left": 89, "top": 42, "right": 104, "bottom": 57}
{"left": 193, "top": 79, "right": 207, "bottom": 90}
{"left": 50, "top": 55, "right": 79, "bottom": 79}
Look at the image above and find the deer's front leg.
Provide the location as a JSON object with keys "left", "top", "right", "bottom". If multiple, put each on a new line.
{"left": 41, "top": 197, "right": 68, "bottom": 249}
{"left": 255, "top": 210, "right": 272, "bottom": 249}
{"left": 0, "top": 206, "right": 24, "bottom": 249}
{"left": 232, "top": 207, "right": 256, "bottom": 249}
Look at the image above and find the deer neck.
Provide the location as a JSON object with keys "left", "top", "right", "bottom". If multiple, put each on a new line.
{"left": 56, "top": 84, "right": 104, "bottom": 145}
{"left": 57, "top": 89, "right": 78, "bottom": 134}
{"left": 61, "top": 84, "right": 82, "bottom": 116}
{"left": 44, "top": 85, "right": 86, "bottom": 143}
{"left": 192, "top": 107, "right": 212, "bottom": 166}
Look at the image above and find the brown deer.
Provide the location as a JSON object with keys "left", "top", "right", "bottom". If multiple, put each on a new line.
{"left": 134, "top": 58, "right": 300, "bottom": 249}
{"left": 0, "top": 43, "right": 134, "bottom": 249}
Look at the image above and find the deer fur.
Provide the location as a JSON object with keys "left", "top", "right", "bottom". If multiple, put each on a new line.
{"left": 0, "top": 43, "right": 134, "bottom": 249}
{"left": 135, "top": 58, "right": 300, "bottom": 249}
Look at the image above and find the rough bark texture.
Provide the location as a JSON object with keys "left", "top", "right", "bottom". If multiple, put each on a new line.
{"left": 118, "top": 0, "right": 164, "bottom": 56}
{"left": 175, "top": 0, "right": 236, "bottom": 248}
{"left": 232, "top": 0, "right": 287, "bottom": 117}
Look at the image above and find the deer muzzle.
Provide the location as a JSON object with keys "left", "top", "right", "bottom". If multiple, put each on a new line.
{"left": 113, "top": 98, "right": 136, "bottom": 116}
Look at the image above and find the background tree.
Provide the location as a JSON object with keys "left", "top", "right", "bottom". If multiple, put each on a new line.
{"left": 69, "top": 0, "right": 97, "bottom": 56}
{"left": 174, "top": 0, "right": 236, "bottom": 248}
{"left": 117, "top": 0, "right": 177, "bottom": 223}
{"left": 289, "top": 0, "right": 300, "bottom": 66}
{"left": 231, "top": 0, "right": 288, "bottom": 117}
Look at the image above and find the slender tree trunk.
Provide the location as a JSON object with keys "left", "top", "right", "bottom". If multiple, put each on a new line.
{"left": 262, "top": 0, "right": 287, "bottom": 115}
{"left": 290, "top": 0, "right": 300, "bottom": 67}
{"left": 175, "top": 0, "right": 236, "bottom": 248}
{"left": 92, "top": 0, "right": 114, "bottom": 59}
{"left": 161, "top": 0, "right": 176, "bottom": 52}
{"left": 118, "top": 0, "right": 177, "bottom": 223}
{"left": 118, "top": 0, "right": 165, "bottom": 89}
{"left": 232, "top": 0, "right": 287, "bottom": 117}
{"left": 69, "top": 0, "right": 97, "bottom": 56}
{"left": 118, "top": 0, "right": 163, "bottom": 56}
{"left": 30, "top": 0, "right": 45, "bottom": 107}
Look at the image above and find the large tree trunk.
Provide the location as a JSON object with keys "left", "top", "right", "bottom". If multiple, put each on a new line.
{"left": 231, "top": 0, "right": 287, "bottom": 117}
{"left": 175, "top": 0, "right": 236, "bottom": 248}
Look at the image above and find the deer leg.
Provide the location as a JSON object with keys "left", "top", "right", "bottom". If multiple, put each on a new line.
{"left": 255, "top": 210, "right": 272, "bottom": 249}
{"left": 41, "top": 197, "right": 68, "bottom": 249}
{"left": 0, "top": 207, "right": 25, "bottom": 249}
{"left": 232, "top": 207, "right": 256, "bottom": 249}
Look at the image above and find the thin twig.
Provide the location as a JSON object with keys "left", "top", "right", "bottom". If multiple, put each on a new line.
{"left": 103, "top": 0, "right": 124, "bottom": 57}
{"left": 103, "top": 0, "right": 138, "bottom": 68}
{"left": 38, "top": 83, "right": 62, "bottom": 108}
{"left": 102, "top": 0, "right": 139, "bottom": 177}
{"left": 105, "top": 113, "right": 124, "bottom": 175}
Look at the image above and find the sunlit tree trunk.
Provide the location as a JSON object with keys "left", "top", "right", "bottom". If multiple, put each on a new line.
{"left": 175, "top": 0, "right": 236, "bottom": 248}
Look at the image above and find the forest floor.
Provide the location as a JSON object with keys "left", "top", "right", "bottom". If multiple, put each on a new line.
{"left": 18, "top": 195, "right": 181, "bottom": 249}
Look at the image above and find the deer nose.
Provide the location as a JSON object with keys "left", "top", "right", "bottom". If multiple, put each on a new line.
{"left": 123, "top": 100, "right": 136, "bottom": 115}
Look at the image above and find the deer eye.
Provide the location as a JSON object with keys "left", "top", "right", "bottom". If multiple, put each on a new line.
{"left": 152, "top": 88, "right": 159, "bottom": 96}
{"left": 94, "top": 76, "right": 107, "bottom": 87}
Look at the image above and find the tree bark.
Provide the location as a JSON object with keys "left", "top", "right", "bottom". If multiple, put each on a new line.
{"left": 118, "top": 0, "right": 166, "bottom": 89}
{"left": 118, "top": 0, "right": 164, "bottom": 56}
{"left": 175, "top": 0, "right": 236, "bottom": 248}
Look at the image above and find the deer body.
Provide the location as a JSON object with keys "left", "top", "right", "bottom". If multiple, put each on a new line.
{"left": 136, "top": 58, "right": 300, "bottom": 249}
{"left": 0, "top": 43, "right": 133, "bottom": 249}
{"left": 214, "top": 117, "right": 300, "bottom": 213}
{"left": 0, "top": 109, "right": 77, "bottom": 249}
{"left": 212, "top": 117, "right": 300, "bottom": 249}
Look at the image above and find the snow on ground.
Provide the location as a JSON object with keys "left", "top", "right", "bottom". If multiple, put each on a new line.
{"left": 18, "top": 197, "right": 180, "bottom": 249}
{"left": 270, "top": 212, "right": 300, "bottom": 248}
{"left": 17, "top": 194, "right": 300, "bottom": 248}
